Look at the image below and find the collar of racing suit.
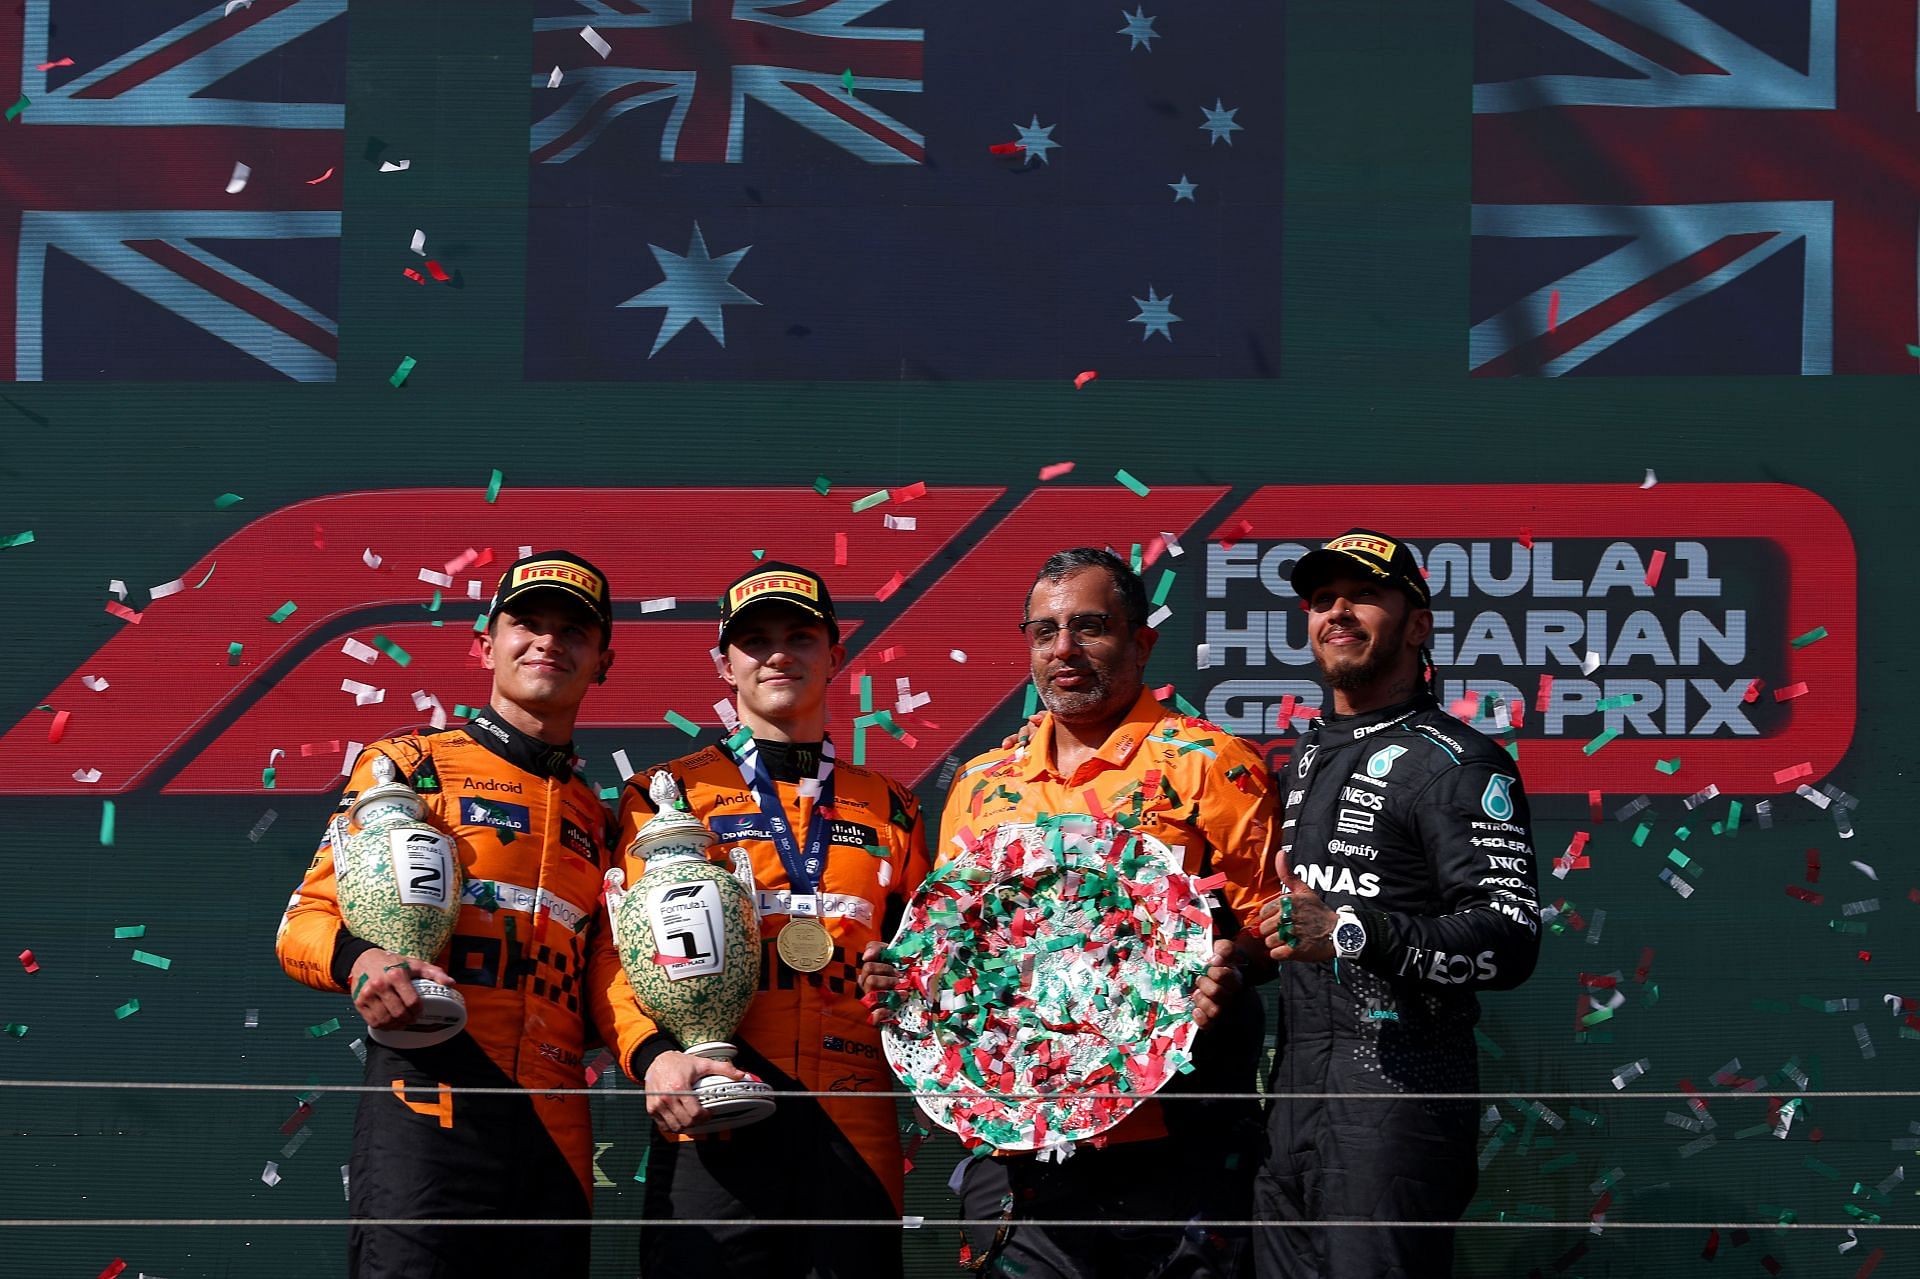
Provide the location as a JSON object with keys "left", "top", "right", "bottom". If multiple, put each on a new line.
{"left": 465, "top": 706, "right": 578, "bottom": 779}
{"left": 1314, "top": 691, "right": 1439, "bottom": 746}
{"left": 741, "top": 738, "right": 826, "bottom": 783}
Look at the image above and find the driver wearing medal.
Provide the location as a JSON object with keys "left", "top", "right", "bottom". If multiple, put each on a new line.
{"left": 615, "top": 562, "right": 930, "bottom": 1279}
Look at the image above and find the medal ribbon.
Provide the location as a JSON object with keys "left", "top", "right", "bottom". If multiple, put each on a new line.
{"left": 732, "top": 735, "right": 836, "bottom": 900}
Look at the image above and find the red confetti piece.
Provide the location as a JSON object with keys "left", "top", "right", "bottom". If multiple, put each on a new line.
{"left": 402, "top": 267, "right": 426, "bottom": 284}
{"left": 834, "top": 531, "right": 848, "bottom": 566}
{"left": 18, "top": 949, "right": 39, "bottom": 973}
{"left": 1037, "top": 461, "right": 1075, "bottom": 481}
{"left": 1856, "top": 1247, "right": 1886, "bottom": 1278}
{"left": 1633, "top": 947, "right": 1654, "bottom": 983}
{"left": 37, "top": 57, "right": 75, "bottom": 71}
{"left": 1215, "top": 518, "right": 1254, "bottom": 549}
{"left": 425, "top": 259, "right": 451, "bottom": 282}
{"left": 1772, "top": 762, "right": 1813, "bottom": 784}
{"left": 1547, "top": 288, "right": 1560, "bottom": 332}
{"left": 1761, "top": 1255, "right": 1781, "bottom": 1275}
{"left": 1806, "top": 849, "right": 1821, "bottom": 883}
{"left": 895, "top": 481, "right": 927, "bottom": 502}
{"left": 1858, "top": 950, "right": 1871, "bottom": 962}
{"left": 1081, "top": 788, "right": 1107, "bottom": 820}
{"left": 1700, "top": 1230, "right": 1719, "bottom": 1261}
{"left": 1743, "top": 677, "right": 1764, "bottom": 702}
{"left": 1643, "top": 548, "right": 1666, "bottom": 588}
{"left": 651, "top": 951, "right": 693, "bottom": 966}
{"left": 305, "top": 166, "right": 335, "bottom": 185}
{"left": 1534, "top": 674, "right": 1553, "bottom": 713}
{"left": 104, "top": 600, "right": 143, "bottom": 625}
{"left": 98, "top": 1262, "right": 127, "bottom": 1279}
{"left": 1784, "top": 886, "right": 1823, "bottom": 905}
{"left": 1587, "top": 790, "right": 1602, "bottom": 823}
{"left": 875, "top": 570, "right": 906, "bottom": 601}
{"left": 1073, "top": 370, "right": 1098, "bottom": 389}
{"left": 47, "top": 709, "right": 70, "bottom": 743}
{"left": 988, "top": 141, "right": 1026, "bottom": 155}
{"left": 312, "top": 523, "right": 326, "bottom": 549}
{"left": 1773, "top": 682, "right": 1809, "bottom": 701}
{"left": 1518, "top": 527, "right": 1533, "bottom": 549}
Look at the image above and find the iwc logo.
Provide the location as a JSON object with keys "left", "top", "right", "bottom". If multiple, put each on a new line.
{"left": 1481, "top": 775, "right": 1515, "bottom": 822}
{"left": 1366, "top": 745, "right": 1407, "bottom": 779}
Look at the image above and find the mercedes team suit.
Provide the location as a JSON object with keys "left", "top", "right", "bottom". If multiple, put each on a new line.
{"left": 1254, "top": 693, "right": 1541, "bottom": 1279}
{"left": 277, "top": 711, "right": 650, "bottom": 1278}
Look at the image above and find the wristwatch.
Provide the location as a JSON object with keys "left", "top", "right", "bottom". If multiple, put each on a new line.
{"left": 1331, "top": 906, "right": 1368, "bottom": 959}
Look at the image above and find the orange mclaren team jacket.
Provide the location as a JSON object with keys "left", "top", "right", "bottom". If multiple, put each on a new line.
{"left": 939, "top": 687, "right": 1277, "bottom": 1144}
{"left": 616, "top": 738, "right": 931, "bottom": 1210}
{"left": 276, "top": 715, "right": 653, "bottom": 1200}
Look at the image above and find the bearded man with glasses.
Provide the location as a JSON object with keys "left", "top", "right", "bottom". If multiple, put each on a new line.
{"left": 862, "top": 546, "right": 1276, "bottom": 1279}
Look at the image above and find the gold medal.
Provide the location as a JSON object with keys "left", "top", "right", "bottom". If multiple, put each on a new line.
{"left": 776, "top": 917, "right": 835, "bottom": 972}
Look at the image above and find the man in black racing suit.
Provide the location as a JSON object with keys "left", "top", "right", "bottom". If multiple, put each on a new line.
{"left": 1253, "top": 528, "right": 1541, "bottom": 1279}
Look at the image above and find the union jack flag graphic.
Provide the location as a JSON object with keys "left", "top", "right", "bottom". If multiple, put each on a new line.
{"left": 531, "top": 0, "right": 924, "bottom": 165}
{"left": 1471, "top": 0, "right": 1914, "bottom": 376}
{"left": 0, "top": 0, "right": 345, "bottom": 381}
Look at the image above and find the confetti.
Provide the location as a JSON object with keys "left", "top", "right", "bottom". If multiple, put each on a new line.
{"left": 1773, "top": 681, "right": 1809, "bottom": 701}
{"left": 1547, "top": 288, "right": 1560, "bottom": 332}
{"left": 105, "top": 600, "right": 143, "bottom": 624}
{"left": 1643, "top": 548, "right": 1666, "bottom": 588}
{"left": 379, "top": 159, "right": 412, "bottom": 172}
{"left": 1037, "top": 461, "right": 1075, "bottom": 480}
{"left": 1216, "top": 518, "right": 1255, "bottom": 549}
{"left": 1073, "top": 370, "right": 1098, "bottom": 389}
{"left": 883, "top": 514, "right": 917, "bottom": 531}
{"left": 71, "top": 768, "right": 101, "bottom": 784}
{"left": 664, "top": 710, "right": 702, "bottom": 737}
{"left": 547, "top": 65, "right": 563, "bottom": 88}
{"left": 47, "top": 709, "right": 70, "bottom": 743}
{"left": 305, "top": 166, "right": 334, "bottom": 184}
{"left": 842, "top": 67, "right": 855, "bottom": 93}
{"left": 100, "top": 800, "right": 116, "bottom": 846}
{"left": 341, "top": 637, "right": 380, "bottom": 664}
{"left": 1790, "top": 626, "right": 1829, "bottom": 648}
{"left": 268, "top": 600, "right": 299, "bottom": 623}
{"left": 851, "top": 488, "right": 891, "bottom": 513}
{"left": 3, "top": 1023, "right": 25, "bottom": 1038}
{"left": 580, "top": 24, "right": 613, "bottom": 57}
{"left": 35, "top": 57, "right": 74, "bottom": 70}
{"left": 114, "top": 998, "right": 140, "bottom": 1019}
{"left": 1773, "top": 762, "right": 1813, "bottom": 785}
{"left": 224, "top": 161, "right": 251, "bottom": 194}
{"left": 307, "top": 1017, "right": 341, "bottom": 1038}
{"left": 227, "top": 641, "right": 244, "bottom": 666}
{"left": 876, "top": 571, "right": 906, "bottom": 601}
{"left": 131, "top": 950, "right": 172, "bottom": 971}
{"left": 1, "top": 529, "right": 34, "bottom": 548}
{"left": 18, "top": 949, "right": 39, "bottom": 973}
{"left": 989, "top": 141, "right": 1027, "bottom": 155}
{"left": 640, "top": 596, "right": 677, "bottom": 613}
{"left": 224, "top": 0, "right": 254, "bottom": 13}
{"left": 388, "top": 355, "right": 416, "bottom": 387}
{"left": 262, "top": 1160, "right": 282, "bottom": 1187}
{"left": 949, "top": 649, "right": 968, "bottom": 663}
{"left": 370, "top": 634, "right": 412, "bottom": 667}
{"left": 1114, "top": 468, "right": 1151, "bottom": 497}
{"left": 1640, "top": 468, "right": 1658, "bottom": 489}
{"left": 426, "top": 259, "right": 451, "bottom": 282}
{"left": 1579, "top": 650, "right": 1601, "bottom": 676}
{"left": 4, "top": 95, "right": 28, "bottom": 123}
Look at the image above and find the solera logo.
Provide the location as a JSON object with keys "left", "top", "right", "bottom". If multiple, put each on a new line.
{"left": 0, "top": 484, "right": 1853, "bottom": 797}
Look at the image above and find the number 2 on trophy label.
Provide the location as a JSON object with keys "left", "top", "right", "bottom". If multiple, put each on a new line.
{"left": 392, "top": 830, "right": 455, "bottom": 910}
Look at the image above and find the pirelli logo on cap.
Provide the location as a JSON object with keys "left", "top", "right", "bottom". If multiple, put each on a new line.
{"left": 513, "top": 561, "right": 605, "bottom": 598}
{"left": 729, "top": 571, "right": 820, "bottom": 610}
{"left": 1324, "top": 533, "right": 1397, "bottom": 561}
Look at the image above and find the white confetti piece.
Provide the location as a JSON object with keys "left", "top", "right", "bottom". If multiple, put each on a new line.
{"left": 1195, "top": 642, "right": 1212, "bottom": 669}
{"left": 261, "top": 1160, "right": 281, "bottom": 1187}
{"left": 225, "top": 162, "right": 251, "bottom": 194}
{"left": 244, "top": 1008, "right": 259, "bottom": 1028}
{"left": 247, "top": 809, "right": 278, "bottom": 842}
{"left": 410, "top": 691, "right": 448, "bottom": 728}
{"left": 410, "top": 228, "right": 425, "bottom": 256}
{"left": 341, "top": 679, "right": 385, "bottom": 706}
{"left": 714, "top": 698, "right": 740, "bottom": 731}
{"left": 883, "top": 514, "right": 917, "bottom": 531}
{"left": 467, "top": 580, "right": 484, "bottom": 599}
{"left": 224, "top": 0, "right": 253, "bottom": 14}
{"left": 612, "top": 749, "right": 635, "bottom": 781}
{"left": 1161, "top": 531, "right": 1184, "bottom": 558}
{"left": 1147, "top": 604, "right": 1172, "bottom": 628}
{"left": 418, "top": 567, "right": 454, "bottom": 588}
{"left": 362, "top": 548, "right": 382, "bottom": 569}
{"left": 341, "top": 741, "right": 363, "bottom": 776}
{"left": 1579, "top": 650, "right": 1601, "bottom": 676}
{"left": 1640, "top": 468, "right": 1658, "bottom": 489}
{"left": 108, "top": 579, "right": 128, "bottom": 600}
{"left": 580, "top": 24, "right": 612, "bottom": 57}
{"left": 1850, "top": 860, "right": 1878, "bottom": 880}
{"left": 641, "top": 596, "right": 677, "bottom": 613}
{"left": 1795, "top": 784, "right": 1832, "bottom": 810}
{"left": 379, "top": 159, "right": 411, "bottom": 172}
{"left": 81, "top": 675, "right": 109, "bottom": 692}
{"left": 149, "top": 578, "right": 185, "bottom": 601}
{"left": 949, "top": 649, "right": 968, "bottom": 663}
{"left": 547, "top": 65, "right": 563, "bottom": 88}
{"left": 71, "top": 767, "right": 102, "bottom": 784}
{"left": 267, "top": 747, "right": 285, "bottom": 767}
{"left": 341, "top": 637, "right": 380, "bottom": 664}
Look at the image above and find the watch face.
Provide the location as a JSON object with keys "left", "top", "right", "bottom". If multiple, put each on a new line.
{"left": 1334, "top": 920, "right": 1366, "bottom": 955}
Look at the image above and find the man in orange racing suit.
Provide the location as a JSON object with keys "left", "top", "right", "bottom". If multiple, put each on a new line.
{"left": 860, "top": 547, "right": 1276, "bottom": 1279}
{"left": 276, "top": 551, "right": 652, "bottom": 1277}
{"left": 616, "top": 561, "right": 930, "bottom": 1279}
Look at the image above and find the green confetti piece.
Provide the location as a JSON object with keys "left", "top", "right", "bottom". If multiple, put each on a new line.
{"left": 1727, "top": 800, "right": 1741, "bottom": 832}
{"left": 114, "top": 998, "right": 140, "bottom": 1019}
{"left": 725, "top": 723, "right": 755, "bottom": 754}
{"left": 0, "top": 530, "right": 33, "bottom": 549}
{"left": 1667, "top": 850, "right": 1693, "bottom": 870}
{"left": 1789, "top": 626, "right": 1828, "bottom": 648}
{"left": 213, "top": 492, "right": 244, "bottom": 509}
{"left": 262, "top": 766, "right": 276, "bottom": 789}
{"left": 388, "top": 355, "right": 416, "bottom": 388}
{"left": 472, "top": 614, "right": 488, "bottom": 635}
{"left": 813, "top": 475, "right": 832, "bottom": 496}
{"left": 633, "top": 1143, "right": 651, "bottom": 1183}
{"left": 1113, "top": 468, "right": 1150, "bottom": 497}
{"left": 1151, "top": 569, "right": 1175, "bottom": 607}
{"left": 453, "top": 703, "right": 479, "bottom": 720}
{"left": 1595, "top": 693, "right": 1638, "bottom": 711}
{"left": 1173, "top": 692, "right": 1202, "bottom": 719}
{"left": 1644, "top": 983, "right": 1660, "bottom": 1007}
{"left": 1129, "top": 543, "right": 1143, "bottom": 573}
{"left": 485, "top": 468, "right": 503, "bottom": 503}
{"left": 353, "top": 973, "right": 369, "bottom": 1000}
{"left": 1580, "top": 1006, "right": 1615, "bottom": 1027}
{"left": 2, "top": 1023, "right": 25, "bottom": 1038}
{"left": 99, "top": 800, "right": 116, "bottom": 846}
{"left": 851, "top": 723, "right": 868, "bottom": 766}
{"left": 307, "top": 1017, "right": 342, "bottom": 1038}
{"left": 859, "top": 674, "right": 873, "bottom": 712}
{"left": 1022, "top": 683, "right": 1039, "bottom": 718}
{"left": 371, "top": 634, "right": 412, "bottom": 667}
{"left": 1539, "top": 1152, "right": 1578, "bottom": 1174}
{"left": 874, "top": 709, "right": 905, "bottom": 740}
{"left": 268, "top": 600, "right": 298, "bottom": 623}
{"left": 131, "top": 950, "right": 172, "bottom": 971}
{"left": 597, "top": 785, "right": 618, "bottom": 801}
{"left": 1582, "top": 728, "right": 1620, "bottom": 755}
{"left": 227, "top": 641, "right": 244, "bottom": 666}
{"left": 424, "top": 589, "right": 441, "bottom": 614}
{"left": 1631, "top": 822, "right": 1652, "bottom": 847}
{"left": 851, "top": 488, "right": 891, "bottom": 512}
{"left": 1567, "top": 1106, "right": 1603, "bottom": 1128}
{"left": 113, "top": 925, "right": 146, "bottom": 940}
{"left": 5, "top": 95, "right": 28, "bottom": 122}
{"left": 751, "top": 549, "right": 765, "bottom": 560}
{"left": 664, "top": 710, "right": 701, "bottom": 737}
{"left": 1910, "top": 344, "right": 1920, "bottom": 358}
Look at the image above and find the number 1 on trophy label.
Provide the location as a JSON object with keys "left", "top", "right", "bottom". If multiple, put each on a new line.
{"left": 392, "top": 830, "right": 456, "bottom": 910}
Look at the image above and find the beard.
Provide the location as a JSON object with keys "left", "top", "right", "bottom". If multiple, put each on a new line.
{"left": 1318, "top": 616, "right": 1408, "bottom": 693}
{"left": 1037, "top": 666, "right": 1115, "bottom": 720}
